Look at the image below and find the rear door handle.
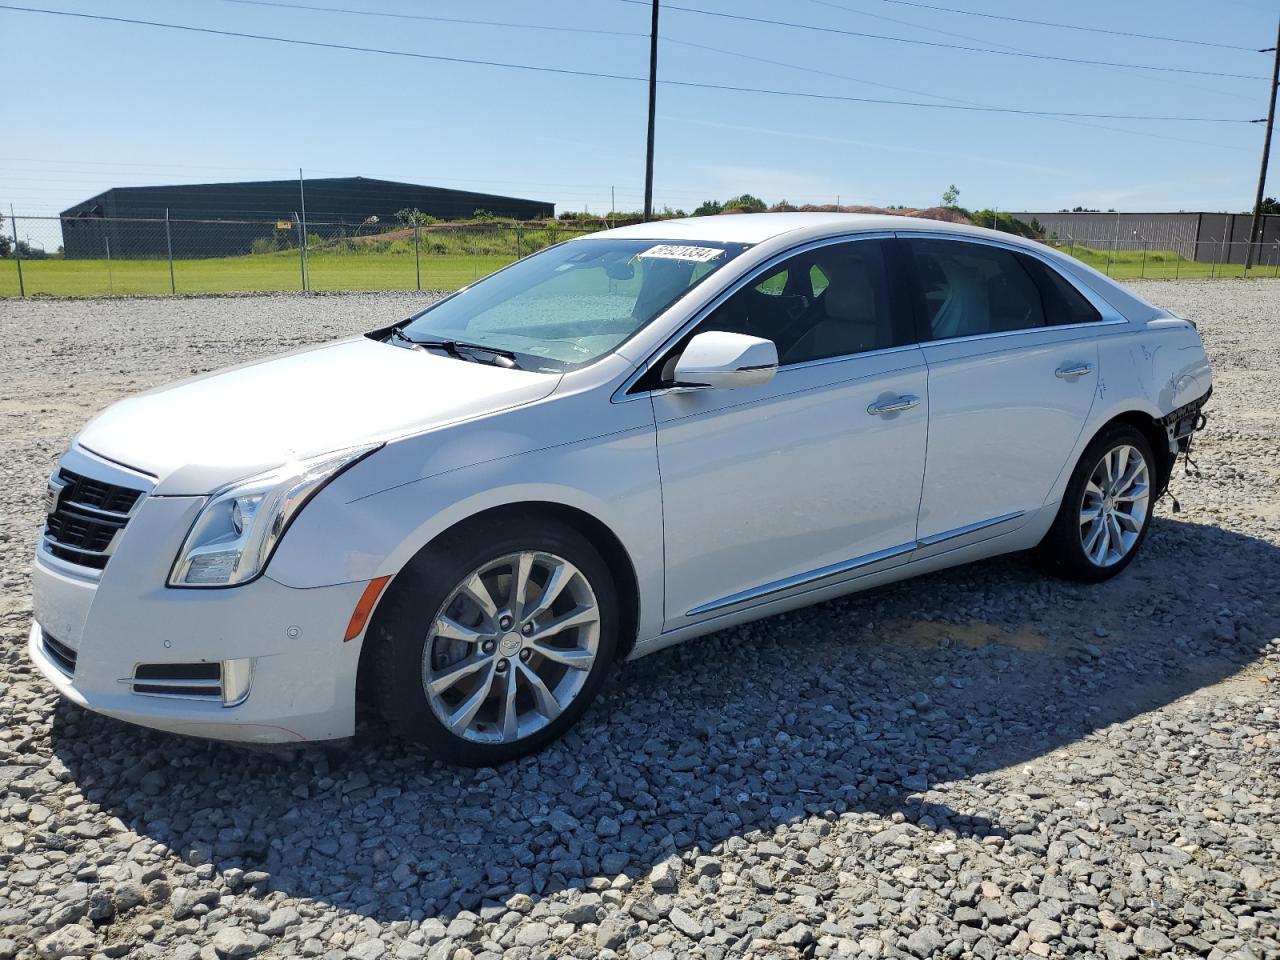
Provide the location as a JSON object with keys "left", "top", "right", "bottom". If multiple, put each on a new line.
{"left": 1055, "top": 363, "right": 1094, "bottom": 380}
{"left": 867, "top": 395, "right": 921, "bottom": 416}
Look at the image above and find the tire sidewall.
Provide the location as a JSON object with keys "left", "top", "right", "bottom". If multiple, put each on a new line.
{"left": 1055, "top": 424, "right": 1156, "bottom": 581}
{"left": 368, "top": 516, "right": 619, "bottom": 766}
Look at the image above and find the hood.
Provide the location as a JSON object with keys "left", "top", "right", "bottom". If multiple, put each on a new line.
{"left": 76, "top": 337, "right": 560, "bottom": 495}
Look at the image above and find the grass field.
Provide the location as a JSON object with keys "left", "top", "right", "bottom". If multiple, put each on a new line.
{"left": 1047, "top": 244, "right": 1270, "bottom": 280}
{"left": 3, "top": 239, "right": 1276, "bottom": 298}
{"left": 0, "top": 248, "right": 514, "bottom": 297}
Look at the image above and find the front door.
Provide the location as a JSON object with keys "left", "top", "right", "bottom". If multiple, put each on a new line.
{"left": 649, "top": 237, "right": 928, "bottom": 627}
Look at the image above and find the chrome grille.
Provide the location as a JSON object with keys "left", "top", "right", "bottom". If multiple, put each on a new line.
{"left": 41, "top": 632, "right": 78, "bottom": 676}
{"left": 42, "top": 468, "right": 145, "bottom": 570}
{"left": 130, "top": 663, "right": 223, "bottom": 700}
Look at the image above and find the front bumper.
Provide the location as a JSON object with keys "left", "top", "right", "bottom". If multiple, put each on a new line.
{"left": 30, "top": 522, "right": 372, "bottom": 744}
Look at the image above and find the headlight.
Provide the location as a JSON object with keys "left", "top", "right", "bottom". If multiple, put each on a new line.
{"left": 169, "top": 445, "right": 379, "bottom": 588}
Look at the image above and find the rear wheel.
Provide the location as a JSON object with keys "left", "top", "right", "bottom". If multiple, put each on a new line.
{"left": 367, "top": 514, "right": 618, "bottom": 765}
{"left": 1036, "top": 424, "right": 1155, "bottom": 582}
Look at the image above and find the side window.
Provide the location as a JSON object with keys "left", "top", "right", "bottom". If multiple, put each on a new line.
{"left": 696, "top": 240, "right": 897, "bottom": 366}
{"left": 907, "top": 238, "right": 1045, "bottom": 340}
{"left": 1017, "top": 254, "right": 1103, "bottom": 325}
{"left": 754, "top": 268, "right": 788, "bottom": 296}
{"left": 809, "top": 264, "right": 831, "bottom": 297}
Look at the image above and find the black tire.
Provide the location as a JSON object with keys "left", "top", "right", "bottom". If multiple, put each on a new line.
{"left": 365, "top": 512, "right": 619, "bottom": 766}
{"left": 1036, "top": 423, "right": 1156, "bottom": 583}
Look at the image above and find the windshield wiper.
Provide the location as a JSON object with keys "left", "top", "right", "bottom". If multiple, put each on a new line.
{"left": 391, "top": 329, "right": 520, "bottom": 368}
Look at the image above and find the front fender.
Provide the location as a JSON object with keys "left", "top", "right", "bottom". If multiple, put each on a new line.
{"left": 268, "top": 420, "right": 665, "bottom": 643}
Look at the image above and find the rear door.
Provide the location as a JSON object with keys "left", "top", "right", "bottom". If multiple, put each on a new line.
{"left": 900, "top": 235, "right": 1104, "bottom": 550}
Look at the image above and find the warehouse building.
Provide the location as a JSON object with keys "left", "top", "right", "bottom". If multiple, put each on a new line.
{"left": 59, "top": 176, "right": 554, "bottom": 259}
{"left": 1011, "top": 211, "right": 1280, "bottom": 265}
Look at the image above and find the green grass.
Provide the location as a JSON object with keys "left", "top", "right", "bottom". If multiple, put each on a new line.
{"left": 0, "top": 249, "right": 516, "bottom": 297}
{"left": 4, "top": 237, "right": 1276, "bottom": 298}
{"left": 1046, "top": 243, "right": 1270, "bottom": 280}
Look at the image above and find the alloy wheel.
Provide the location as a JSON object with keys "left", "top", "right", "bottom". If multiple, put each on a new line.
{"left": 1079, "top": 444, "right": 1150, "bottom": 568}
{"left": 422, "top": 551, "right": 600, "bottom": 744}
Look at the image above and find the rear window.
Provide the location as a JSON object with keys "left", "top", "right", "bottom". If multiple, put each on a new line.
{"left": 1017, "top": 254, "right": 1103, "bottom": 326}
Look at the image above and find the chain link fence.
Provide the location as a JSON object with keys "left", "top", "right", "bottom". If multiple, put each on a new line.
{"left": 0, "top": 214, "right": 624, "bottom": 297}
{"left": 1042, "top": 236, "right": 1280, "bottom": 280}
{"left": 4, "top": 212, "right": 1279, "bottom": 297}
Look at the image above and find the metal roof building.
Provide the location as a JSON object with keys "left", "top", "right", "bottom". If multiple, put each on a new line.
{"left": 1011, "top": 211, "right": 1280, "bottom": 265}
{"left": 58, "top": 176, "right": 554, "bottom": 259}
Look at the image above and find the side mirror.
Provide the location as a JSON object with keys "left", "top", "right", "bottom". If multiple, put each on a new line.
{"left": 672, "top": 331, "right": 778, "bottom": 390}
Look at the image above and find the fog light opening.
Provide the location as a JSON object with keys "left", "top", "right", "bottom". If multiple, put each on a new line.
{"left": 221, "top": 658, "right": 254, "bottom": 706}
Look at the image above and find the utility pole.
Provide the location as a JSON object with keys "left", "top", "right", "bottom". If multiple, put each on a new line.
{"left": 643, "top": 0, "right": 660, "bottom": 222}
{"left": 9, "top": 204, "right": 23, "bottom": 298}
{"left": 1245, "top": 18, "right": 1279, "bottom": 271}
{"left": 298, "top": 167, "right": 309, "bottom": 292}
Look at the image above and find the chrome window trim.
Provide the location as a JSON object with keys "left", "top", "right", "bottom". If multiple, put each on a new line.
{"left": 645, "top": 341, "right": 924, "bottom": 398}
{"left": 613, "top": 228, "right": 1128, "bottom": 402}
{"left": 612, "top": 231, "right": 900, "bottom": 403}
{"left": 777, "top": 341, "right": 922, "bottom": 372}
{"left": 916, "top": 316, "right": 1127, "bottom": 350}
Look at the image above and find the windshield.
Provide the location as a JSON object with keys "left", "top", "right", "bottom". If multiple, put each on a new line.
{"left": 398, "top": 237, "right": 749, "bottom": 371}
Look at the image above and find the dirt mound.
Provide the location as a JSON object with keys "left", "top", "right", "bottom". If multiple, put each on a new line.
{"left": 785, "top": 203, "right": 974, "bottom": 224}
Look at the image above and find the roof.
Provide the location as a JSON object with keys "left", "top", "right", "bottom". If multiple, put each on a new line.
{"left": 60, "top": 176, "right": 551, "bottom": 217}
{"left": 589, "top": 211, "right": 1042, "bottom": 248}
{"left": 589, "top": 211, "right": 1160, "bottom": 323}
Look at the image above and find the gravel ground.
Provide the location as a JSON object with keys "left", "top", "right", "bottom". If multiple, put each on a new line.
{"left": 0, "top": 283, "right": 1277, "bottom": 960}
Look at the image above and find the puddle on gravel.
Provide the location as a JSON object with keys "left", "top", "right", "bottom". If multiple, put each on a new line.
{"left": 895, "top": 619, "right": 1048, "bottom": 652}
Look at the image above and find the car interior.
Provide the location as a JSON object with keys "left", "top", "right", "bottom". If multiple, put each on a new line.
{"left": 913, "top": 244, "right": 1044, "bottom": 338}
{"left": 697, "top": 246, "right": 893, "bottom": 366}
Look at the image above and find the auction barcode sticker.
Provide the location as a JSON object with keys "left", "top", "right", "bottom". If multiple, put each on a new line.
{"left": 637, "top": 244, "right": 725, "bottom": 262}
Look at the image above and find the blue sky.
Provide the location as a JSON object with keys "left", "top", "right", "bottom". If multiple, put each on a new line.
{"left": 3, "top": 0, "right": 1275, "bottom": 217}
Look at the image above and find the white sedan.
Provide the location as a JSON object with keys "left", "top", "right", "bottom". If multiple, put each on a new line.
{"left": 30, "top": 213, "right": 1212, "bottom": 765}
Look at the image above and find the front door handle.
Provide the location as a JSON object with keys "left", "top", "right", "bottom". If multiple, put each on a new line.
{"left": 867, "top": 394, "right": 921, "bottom": 416}
{"left": 1055, "top": 362, "right": 1094, "bottom": 380}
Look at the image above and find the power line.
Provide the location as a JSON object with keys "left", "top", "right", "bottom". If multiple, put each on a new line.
{"left": 794, "top": 0, "right": 1261, "bottom": 102}
{"left": 218, "top": 0, "right": 1258, "bottom": 105}
{"left": 665, "top": 37, "right": 1258, "bottom": 153}
{"left": 854, "top": 0, "right": 1261, "bottom": 52}
{"left": 614, "top": 0, "right": 1269, "bottom": 80}
{"left": 214, "top": 0, "right": 647, "bottom": 39}
{"left": 0, "top": 5, "right": 1262, "bottom": 123}
{"left": 668, "top": 77, "right": 1257, "bottom": 123}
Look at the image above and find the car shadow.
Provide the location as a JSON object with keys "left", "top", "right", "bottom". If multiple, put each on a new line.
{"left": 50, "top": 516, "right": 1277, "bottom": 924}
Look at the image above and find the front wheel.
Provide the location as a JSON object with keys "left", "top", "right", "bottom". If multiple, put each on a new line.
{"left": 1036, "top": 424, "right": 1156, "bottom": 582}
{"left": 366, "top": 514, "right": 619, "bottom": 766}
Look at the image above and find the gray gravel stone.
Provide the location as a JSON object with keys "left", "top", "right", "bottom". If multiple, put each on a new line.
{"left": 36, "top": 924, "right": 98, "bottom": 959}
{"left": 596, "top": 918, "right": 629, "bottom": 951}
{"left": 908, "top": 926, "right": 945, "bottom": 957}
{"left": 211, "top": 928, "right": 268, "bottom": 958}
{"left": 1133, "top": 927, "right": 1174, "bottom": 954}
{"left": 0, "top": 284, "right": 1277, "bottom": 960}
{"left": 259, "top": 905, "right": 301, "bottom": 935}
{"left": 513, "top": 922, "right": 551, "bottom": 947}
